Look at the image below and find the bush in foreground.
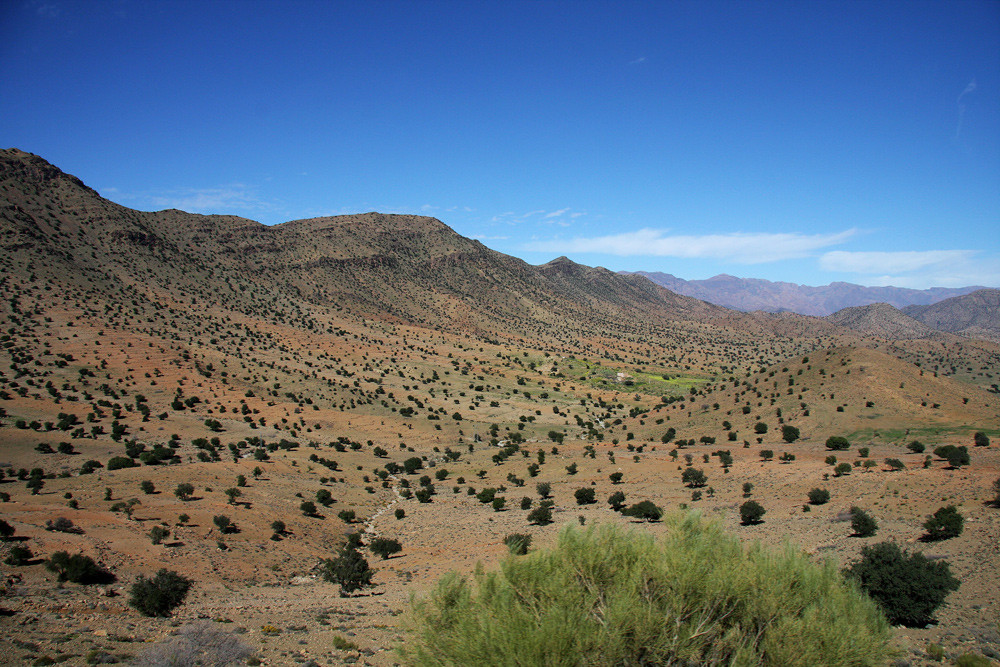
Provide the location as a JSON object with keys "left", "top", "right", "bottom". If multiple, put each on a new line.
{"left": 843, "top": 541, "right": 959, "bottom": 627}
{"left": 401, "top": 518, "right": 891, "bottom": 666}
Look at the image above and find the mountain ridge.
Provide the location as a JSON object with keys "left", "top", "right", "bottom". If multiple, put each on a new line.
{"left": 628, "top": 270, "right": 985, "bottom": 317}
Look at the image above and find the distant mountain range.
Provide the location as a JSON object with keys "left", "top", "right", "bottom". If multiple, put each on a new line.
{"left": 626, "top": 271, "right": 986, "bottom": 317}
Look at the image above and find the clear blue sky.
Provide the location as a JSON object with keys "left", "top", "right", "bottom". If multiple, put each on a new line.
{"left": 3, "top": 0, "right": 998, "bottom": 289}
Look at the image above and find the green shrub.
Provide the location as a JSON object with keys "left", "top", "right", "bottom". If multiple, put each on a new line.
{"left": 129, "top": 569, "right": 192, "bottom": 617}
{"left": 46, "top": 551, "right": 115, "bottom": 585}
{"left": 4, "top": 544, "right": 33, "bottom": 565}
{"left": 850, "top": 507, "right": 878, "bottom": 537}
{"left": 922, "top": 505, "right": 963, "bottom": 541}
{"left": 503, "top": 533, "right": 532, "bottom": 555}
{"left": 825, "top": 436, "right": 850, "bottom": 451}
{"left": 622, "top": 500, "right": 663, "bottom": 523}
{"left": 955, "top": 653, "right": 993, "bottom": 667}
{"left": 369, "top": 537, "right": 402, "bottom": 559}
{"left": 320, "top": 545, "right": 373, "bottom": 596}
{"left": 740, "top": 500, "right": 765, "bottom": 525}
{"left": 402, "top": 519, "right": 891, "bottom": 665}
{"left": 842, "top": 541, "right": 959, "bottom": 627}
{"left": 574, "top": 488, "right": 596, "bottom": 505}
{"left": 807, "top": 488, "right": 830, "bottom": 505}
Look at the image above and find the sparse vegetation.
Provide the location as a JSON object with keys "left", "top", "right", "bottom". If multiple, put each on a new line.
{"left": 129, "top": 569, "right": 192, "bottom": 617}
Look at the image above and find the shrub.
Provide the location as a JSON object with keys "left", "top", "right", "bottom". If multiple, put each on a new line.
{"left": 884, "top": 458, "right": 905, "bottom": 471}
{"left": 403, "top": 519, "right": 891, "bottom": 666}
{"left": 503, "top": 533, "right": 532, "bottom": 555}
{"left": 139, "top": 480, "right": 155, "bottom": 495}
{"left": 933, "top": 445, "right": 970, "bottom": 468}
{"left": 825, "top": 436, "right": 850, "bottom": 451}
{"left": 535, "top": 482, "right": 551, "bottom": 498}
{"left": 527, "top": 504, "right": 553, "bottom": 525}
{"left": 4, "top": 545, "right": 33, "bottom": 565}
{"left": 973, "top": 431, "right": 990, "bottom": 447}
{"left": 213, "top": 515, "right": 237, "bottom": 534}
{"left": 850, "top": 507, "right": 878, "bottom": 537}
{"left": 46, "top": 551, "right": 115, "bottom": 585}
{"left": 781, "top": 425, "right": 800, "bottom": 443}
{"left": 842, "top": 541, "right": 959, "bottom": 626}
{"left": 609, "top": 472, "right": 623, "bottom": 484}
{"left": 149, "top": 525, "right": 170, "bottom": 545}
{"left": 395, "top": 508, "right": 406, "bottom": 520}
{"left": 833, "top": 462, "right": 852, "bottom": 477}
{"left": 681, "top": 468, "right": 707, "bottom": 488}
{"left": 129, "top": 569, "right": 192, "bottom": 616}
{"left": 369, "top": 537, "right": 402, "bottom": 559}
{"left": 107, "top": 456, "right": 138, "bottom": 471}
{"left": 131, "top": 621, "right": 254, "bottom": 666}
{"left": 174, "top": 483, "right": 195, "bottom": 501}
{"left": 622, "top": 500, "right": 663, "bottom": 523}
{"left": 574, "top": 488, "right": 596, "bottom": 505}
{"left": 0, "top": 519, "right": 16, "bottom": 540}
{"left": 907, "top": 440, "right": 925, "bottom": 453}
{"left": 922, "top": 505, "right": 964, "bottom": 541}
{"left": 739, "top": 500, "right": 765, "bottom": 525}
{"left": 607, "top": 491, "right": 626, "bottom": 512}
{"left": 807, "top": 488, "right": 830, "bottom": 505}
{"left": 320, "top": 544, "right": 373, "bottom": 596}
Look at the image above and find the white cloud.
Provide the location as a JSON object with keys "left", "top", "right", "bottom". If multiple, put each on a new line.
{"left": 820, "top": 250, "right": 974, "bottom": 274}
{"left": 545, "top": 208, "right": 570, "bottom": 218}
{"left": 122, "top": 184, "right": 276, "bottom": 216}
{"left": 820, "top": 249, "right": 1000, "bottom": 288}
{"left": 525, "top": 228, "right": 856, "bottom": 264}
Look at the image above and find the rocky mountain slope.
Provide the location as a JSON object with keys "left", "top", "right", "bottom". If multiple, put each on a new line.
{"left": 903, "top": 289, "right": 1000, "bottom": 342}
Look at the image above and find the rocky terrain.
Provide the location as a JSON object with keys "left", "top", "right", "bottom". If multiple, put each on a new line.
{"left": 0, "top": 149, "right": 998, "bottom": 666}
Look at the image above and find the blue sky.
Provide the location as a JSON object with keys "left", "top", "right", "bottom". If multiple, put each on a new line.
{"left": 2, "top": 0, "right": 998, "bottom": 289}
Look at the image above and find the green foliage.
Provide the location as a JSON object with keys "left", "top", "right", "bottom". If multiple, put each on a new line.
{"left": 922, "top": 505, "right": 964, "bottom": 541}
{"left": 4, "top": 544, "right": 33, "bottom": 565}
{"left": 527, "top": 502, "right": 553, "bottom": 525}
{"left": 300, "top": 501, "right": 319, "bottom": 516}
{"left": 607, "top": 490, "right": 626, "bottom": 512}
{"left": 954, "top": 653, "right": 993, "bottom": 667}
{"left": 850, "top": 507, "right": 878, "bottom": 537}
{"left": 740, "top": 500, "right": 765, "bottom": 525}
{"left": 149, "top": 525, "right": 170, "bottom": 545}
{"left": 395, "top": 508, "right": 406, "bottom": 520}
{"left": 781, "top": 425, "right": 800, "bottom": 443}
{"left": 402, "top": 519, "right": 891, "bottom": 666}
{"left": 107, "top": 456, "right": 138, "bottom": 470}
{"left": 973, "top": 431, "right": 990, "bottom": 447}
{"left": 753, "top": 422, "right": 768, "bottom": 434}
{"left": 825, "top": 436, "right": 851, "bottom": 451}
{"left": 535, "top": 482, "right": 551, "bottom": 498}
{"left": 574, "top": 487, "right": 596, "bottom": 505}
{"left": 681, "top": 467, "right": 707, "bottom": 488}
{"left": 0, "top": 519, "right": 15, "bottom": 540}
{"left": 907, "top": 440, "right": 925, "bottom": 453}
{"left": 369, "top": 537, "right": 402, "bottom": 559}
{"left": 933, "top": 445, "right": 970, "bottom": 468}
{"left": 834, "top": 462, "right": 853, "bottom": 477}
{"left": 46, "top": 551, "right": 115, "bottom": 585}
{"left": 503, "top": 533, "right": 532, "bottom": 555}
{"left": 129, "top": 569, "right": 192, "bottom": 617}
{"left": 174, "top": 483, "right": 195, "bottom": 501}
{"left": 807, "top": 488, "right": 830, "bottom": 505}
{"left": 622, "top": 500, "right": 663, "bottom": 522}
{"left": 843, "top": 541, "right": 959, "bottom": 627}
{"left": 139, "top": 480, "right": 155, "bottom": 495}
{"left": 321, "top": 544, "right": 373, "bottom": 596}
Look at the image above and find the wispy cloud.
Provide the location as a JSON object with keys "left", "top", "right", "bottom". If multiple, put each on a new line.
{"left": 628, "top": 56, "right": 647, "bottom": 65}
{"left": 115, "top": 184, "right": 277, "bottom": 216}
{"left": 524, "top": 228, "right": 855, "bottom": 264}
{"left": 820, "top": 249, "right": 1000, "bottom": 288}
{"left": 956, "top": 78, "right": 977, "bottom": 139}
{"left": 820, "top": 250, "right": 974, "bottom": 274}
{"left": 545, "top": 208, "right": 570, "bottom": 218}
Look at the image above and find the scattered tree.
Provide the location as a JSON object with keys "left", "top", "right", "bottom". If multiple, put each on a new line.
{"left": 739, "top": 500, "right": 765, "bottom": 525}
{"left": 321, "top": 544, "right": 373, "bottom": 596}
{"left": 842, "top": 542, "right": 959, "bottom": 627}
{"left": 369, "top": 537, "right": 402, "bottom": 559}
{"left": 129, "top": 569, "right": 192, "bottom": 617}
{"left": 922, "top": 506, "right": 964, "bottom": 541}
{"left": 850, "top": 507, "right": 878, "bottom": 537}
{"left": 807, "top": 488, "right": 830, "bottom": 505}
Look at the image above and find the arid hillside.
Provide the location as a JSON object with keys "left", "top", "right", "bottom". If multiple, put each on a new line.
{"left": 1, "top": 149, "right": 998, "bottom": 666}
